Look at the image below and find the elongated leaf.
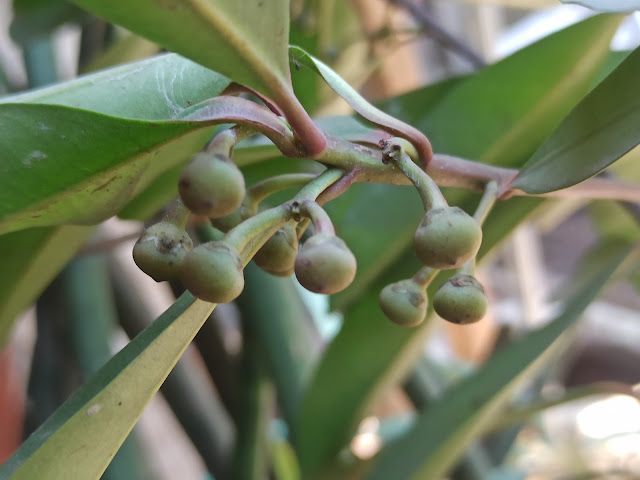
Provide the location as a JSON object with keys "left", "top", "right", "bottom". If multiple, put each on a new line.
{"left": 297, "top": 16, "right": 621, "bottom": 472}
{"left": 331, "top": 14, "right": 621, "bottom": 310}
{"left": 69, "top": 0, "right": 290, "bottom": 99}
{"left": 290, "top": 46, "right": 432, "bottom": 164}
{"left": 366, "top": 245, "right": 634, "bottom": 480}
{"left": 511, "top": 46, "right": 640, "bottom": 193}
{"left": 0, "top": 225, "right": 93, "bottom": 346}
{"left": 0, "top": 292, "right": 215, "bottom": 480}
{"left": 1, "top": 53, "right": 231, "bottom": 120}
{"left": 0, "top": 104, "right": 215, "bottom": 234}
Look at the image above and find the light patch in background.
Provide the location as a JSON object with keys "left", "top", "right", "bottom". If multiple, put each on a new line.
{"left": 577, "top": 394, "right": 640, "bottom": 439}
{"left": 350, "top": 416, "right": 382, "bottom": 460}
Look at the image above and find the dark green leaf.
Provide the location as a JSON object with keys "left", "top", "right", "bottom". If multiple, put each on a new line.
{"left": 0, "top": 225, "right": 93, "bottom": 346}
{"left": 367, "top": 244, "right": 634, "bottom": 480}
{"left": 3, "top": 53, "right": 231, "bottom": 120}
{"left": 511, "top": 46, "right": 640, "bottom": 193}
{"left": 0, "top": 292, "right": 214, "bottom": 480}
{"left": 69, "top": 0, "right": 290, "bottom": 99}
{"left": 0, "top": 104, "right": 215, "bottom": 233}
{"left": 297, "top": 15, "right": 621, "bottom": 472}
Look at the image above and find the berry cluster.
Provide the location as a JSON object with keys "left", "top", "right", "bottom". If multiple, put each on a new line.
{"left": 133, "top": 130, "right": 494, "bottom": 328}
{"left": 133, "top": 129, "right": 356, "bottom": 305}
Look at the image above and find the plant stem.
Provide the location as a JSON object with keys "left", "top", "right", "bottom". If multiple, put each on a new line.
{"left": 224, "top": 206, "right": 292, "bottom": 264}
{"left": 296, "top": 201, "right": 335, "bottom": 235}
{"left": 292, "top": 168, "right": 345, "bottom": 202}
{"left": 246, "top": 173, "right": 318, "bottom": 209}
{"left": 412, "top": 267, "right": 439, "bottom": 289}
{"left": 473, "top": 181, "right": 499, "bottom": 225}
{"left": 395, "top": 151, "right": 448, "bottom": 210}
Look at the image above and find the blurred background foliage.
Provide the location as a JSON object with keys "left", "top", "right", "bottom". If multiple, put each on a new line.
{"left": 0, "top": 1, "right": 639, "bottom": 479}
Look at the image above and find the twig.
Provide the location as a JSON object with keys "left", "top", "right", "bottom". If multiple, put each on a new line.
{"left": 387, "top": 0, "right": 486, "bottom": 68}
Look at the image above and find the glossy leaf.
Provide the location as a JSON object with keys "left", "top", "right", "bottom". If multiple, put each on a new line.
{"left": 68, "top": 0, "right": 329, "bottom": 154}
{"left": 0, "top": 104, "right": 215, "bottom": 234}
{"left": 511, "top": 46, "right": 640, "bottom": 193}
{"left": 297, "top": 15, "right": 621, "bottom": 472}
{"left": 69, "top": 0, "right": 290, "bottom": 99}
{"left": 2, "top": 53, "right": 231, "bottom": 120}
{"left": 366, "top": 245, "right": 634, "bottom": 480}
{"left": 0, "top": 225, "right": 93, "bottom": 346}
{"left": 0, "top": 292, "right": 215, "bottom": 480}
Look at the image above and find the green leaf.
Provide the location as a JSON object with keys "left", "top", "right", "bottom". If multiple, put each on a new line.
{"left": 0, "top": 54, "right": 234, "bottom": 232}
{"left": 0, "top": 225, "right": 93, "bottom": 346}
{"left": 0, "top": 104, "right": 216, "bottom": 234}
{"left": 511, "top": 46, "right": 640, "bottom": 193}
{"left": 0, "top": 292, "right": 215, "bottom": 480}
{"left": 2, "top": 53, "right": 231, "bottom": 120}
{"left": 297, "top": 15, "right": 621, "bottom": 472}
{"left": 366, "top": 244, "right": 634, "bottom": 480}
{"left": 69, "top": 0, "right": 290, "bottom": 99}
{"left": 290, "top": 45, "right": 432, "bottom": 164}
{"left": 331, "top": 14, "right": 620, "bottom": 311}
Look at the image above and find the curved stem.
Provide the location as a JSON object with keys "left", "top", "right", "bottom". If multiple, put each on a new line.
{"left": 224, "top": 206, "right": 292, "bottom": 265}
{"left": 395, "top": 152, "right": 448, "bottom": 211}
{"left": 473, "top": 181, "right": 499, "bottom": 226}
{"left": 206, "top": 125, "right": 257, "bottom": 157}
{"left": 292, "top": 168, "right": 345, "bottom": 202}
{"left": 162, "top": 197, "right": 191, "bottom": 229}
{"left": 412, "top": 267, "right": 439, "bottom": 289}
{"left": 296, "top": 201, "right": 335, "bottom": 235}
{"left": 246, "top": 173, "right": 318, "bottom": 210}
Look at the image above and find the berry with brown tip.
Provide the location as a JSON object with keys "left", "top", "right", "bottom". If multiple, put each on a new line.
{"left": 414, "top": 206, "right": 482, "bottom": 270}
{"left": 379, "top": 279, "right": 428, "bottom": 327}
{"left": 294, "top": 233, "right": 356, "bottom": 294}
{"left": 133, "top": 222, "right": 193, "bottom": 282}
{"left": 178, "top": 152, "right": 246, "bottom": 218}
{"left": 253, "top": 222, "right": 298, "bottom": 277}
{"left": 179, "top": 241, "right": 244, "bottom": 303}
{"left": 433, "top": 274, "right": 487, "bottom": 324}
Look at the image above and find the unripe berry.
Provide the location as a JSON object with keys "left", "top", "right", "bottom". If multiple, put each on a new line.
{"left": 253, "top": 222, "right": 298, "bottom": 277}
{"left": 294, "top": 233, "right": 356, "bottom": 294}
{"left": 180, "top": 241, "right": 244, "bottom": 303}
{"left": 379, "top": 279, "right": 427, "bottom": 327}
{"left": 133, "top": 222, "right": 193, "bottom": 282}
{"left": 414, "top": 206, "right": 482, "bottom": 269}
{"left": 178, "top": 152, "right": 246, "bottom": 218}
{"left": 433, "top": 274, "right": 487, "bottom": 325}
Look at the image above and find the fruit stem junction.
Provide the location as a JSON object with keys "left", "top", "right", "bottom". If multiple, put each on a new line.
{"left": 412, "top": 266, "right": 439, "bottom": 289}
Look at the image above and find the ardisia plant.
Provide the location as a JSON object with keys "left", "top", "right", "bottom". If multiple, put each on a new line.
{"left": 1, "top": 2, "right": 640, "bottom": 480}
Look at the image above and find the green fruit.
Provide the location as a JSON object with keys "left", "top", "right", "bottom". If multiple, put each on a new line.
{"left": 433, "top": 274, "right": 487, "bottom": 325}
{"left": 179, "top": 241, "right": 244, "bottom": 303}
{"left": 414, "top": 206, "right": 482, "bottom": 269}
{"left": 178, "top": 152, "right": 246, "bottom": 218}
{"left": 253, "top": 222, "right": 298, "bottom": 277}
{"left": 379, "top": 279, "right": 427, "bottom": 327}
{"left": 132, "top": 222, "right": 193, "bottom": 282}
{"left": 294, "top": 233, "right": 356, "bottom": 294}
